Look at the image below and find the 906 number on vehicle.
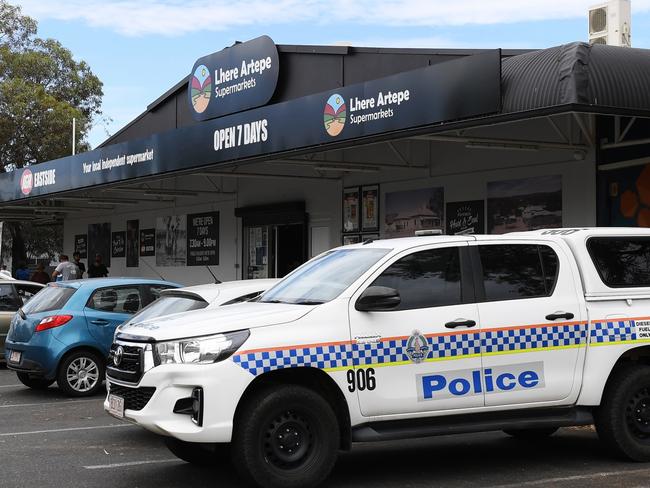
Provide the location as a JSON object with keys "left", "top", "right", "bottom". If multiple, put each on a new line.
{"left": 347, "top": 368, "right": 376, "bottom": 392}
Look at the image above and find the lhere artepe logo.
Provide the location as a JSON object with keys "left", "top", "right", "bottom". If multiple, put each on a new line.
{"left": 324, "top": 93, "right": 346, "bottom": 136}
{"left": 20, "top": 168, "right": 33, "bottom": 195}
{"left": 190, "top": 64, "right": 212, "bottom": 114}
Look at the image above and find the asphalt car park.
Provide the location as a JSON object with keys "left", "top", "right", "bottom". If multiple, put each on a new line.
{"left": 0, "top": 366, "right": 649, "bottom": 488}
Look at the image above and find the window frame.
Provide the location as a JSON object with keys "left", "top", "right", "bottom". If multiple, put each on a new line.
{"left": 85, "top": 284, "right": 146, "bottom": 315}
{"left": 586, "top": 236, "right": 650, "bottom": 289}
{"left": 470, "top": 242, "right": 561, "bottom": 303}
{"left": 0, "top": 283, "right": 21, "bottom": 312}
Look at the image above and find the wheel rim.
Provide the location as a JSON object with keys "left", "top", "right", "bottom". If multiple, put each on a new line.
{"left": 263, "top": 409, "right": 314, "bottom": 470}
{"left": 625, "top": 386, "right": 650, "bottom": 440}
{"left": 66, "top": 356, "right": 99, "bottom": 392}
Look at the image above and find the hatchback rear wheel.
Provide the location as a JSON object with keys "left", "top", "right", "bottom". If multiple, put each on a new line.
{"left": 57, "top": 350, "right": 105, "bottom": 397}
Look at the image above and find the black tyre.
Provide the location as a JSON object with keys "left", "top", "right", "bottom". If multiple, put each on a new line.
{"left": 503, "top": 427, "right": 558, "bottom": 439}
{"left": 163, "top": 437, "right": 229, "bottom": 466}
{"left": 16, "top": 372, "right": 54, "bottom": 390}
{"left": 56, "top": 350, "right": 104, "bottom": 397}
{"left": 231, "top": 385, "right": 340, "bottom": 488}
{"left": 596, "top": 364, "right": 650, "bottom": 461}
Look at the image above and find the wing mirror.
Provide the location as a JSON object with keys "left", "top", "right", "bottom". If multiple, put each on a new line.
{"left": 355, "top": 286, "right": 401, "bottom": 312}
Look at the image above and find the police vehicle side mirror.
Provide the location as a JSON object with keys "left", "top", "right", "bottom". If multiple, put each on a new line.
{"left": 355, "top": 286, "right": 401, "bottom": 312}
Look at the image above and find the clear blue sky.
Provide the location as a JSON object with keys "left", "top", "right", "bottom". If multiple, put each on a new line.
{"left": 13, "top": 0, "right": 650, "bottom": 148}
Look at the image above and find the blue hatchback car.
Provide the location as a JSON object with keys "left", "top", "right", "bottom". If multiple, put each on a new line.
{"left": 5, "top": 277, "right": 180, "bottom": 396}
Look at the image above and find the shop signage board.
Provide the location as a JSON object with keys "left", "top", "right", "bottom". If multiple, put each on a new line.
{"left": 446, "top": 200, "right": 485, "bottom": 235}
{"left": 111, "top": 231, "right": 126, "bottom": 258}
{"left": 139, "top": 228, "right": 155, "bottom": 257}
{"left": 74, "top": 234, "right": 87, "bottom": 258}
{"left": 189, "top": 35, "right": 279, "bottom": 121}
{"left": 187, "top": 211, "right": 219, "bottom": 266}
{"left": 0, "top": 50, "right": 501, "bottom": 203}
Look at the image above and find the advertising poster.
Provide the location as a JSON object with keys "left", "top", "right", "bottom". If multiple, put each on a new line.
{"left": 156, "top": 215, "right": 187, "bottom": 266}
{"left": 111, "top": 231, "right": 126, "bottom": 258}
{"left": 126, "top": 220, "right": 139, "bottom": 267}
{"left": 87, "top": 223, "right": 111, "bottom": 267}
{"left": 140, "top": 229, "right": 155, "bottom": 257}
{"left": 487, "top": 175, "right": 562, "bottom": 234}
{"left": 187, "top": 211, "right": 220, "bottom": 266}
{"left": 384, "top": 187, "right": 444, "bottom": 237}
{"left": 342, "top": 235, "right": 361, "bottom": 245}
{"left": 74, "top": 234, "right": 87, "bottom": 258}
{"left": 446, "top": 200, "right": 485, "bottom": 235}
{"left": 343, "top": 187, "right": 360, "bottom": 232}
{"left": 362, "top": 184, "right": 379, "bottom": 231}
{"left": 600, "top": 163, "right": 650, "bottom": 227}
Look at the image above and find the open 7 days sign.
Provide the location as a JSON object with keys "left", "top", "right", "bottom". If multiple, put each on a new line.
{"left": 189, "top": 35, "right": 280, "bottom": 121}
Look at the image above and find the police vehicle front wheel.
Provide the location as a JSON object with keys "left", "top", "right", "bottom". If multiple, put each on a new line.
{"left": 163, "top": 437, "right": 229, "bottom": 466}
{"left": 232, "top": 384, "right": 340, "bottom": 488}
{"left": 596, "top": 364, "right": 650, "bottom": 461}
{"left": 503, "top": 427, "right": 558, "bottom": 439}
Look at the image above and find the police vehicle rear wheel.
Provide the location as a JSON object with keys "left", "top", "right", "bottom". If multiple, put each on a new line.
{"left": 16, "top": 372, "right": 54, "bottom": 390}
{"left": 56, "top": 350, "right": 105, "bottom": 397}
{"left": 163, "top": 437, "right": 229, "bottom": 466}
{"left": 596, "top": 364, "right": 650, "bottom": 461}
{"left": 232, "top": 384, "right": 339, "bottom": 488}
{"left": 503, "top": 427, "right": 558, "bottom": 439}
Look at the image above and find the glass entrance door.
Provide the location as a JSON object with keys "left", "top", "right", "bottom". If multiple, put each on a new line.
{"left": 243, "top": 223, "right": 305, "bottom": 279}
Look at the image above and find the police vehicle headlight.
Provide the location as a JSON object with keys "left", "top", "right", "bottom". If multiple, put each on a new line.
{"left": 154, "top": 330, "right": 250, "bottom": 365}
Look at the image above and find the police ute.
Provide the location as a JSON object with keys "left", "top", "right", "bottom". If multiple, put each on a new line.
{"left": 105, "top": 228, "right": 650, "bottom": 488}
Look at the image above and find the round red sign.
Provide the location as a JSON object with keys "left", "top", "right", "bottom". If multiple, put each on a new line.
{"left": 20, "top": 168, "right": 33, "bottom": 195}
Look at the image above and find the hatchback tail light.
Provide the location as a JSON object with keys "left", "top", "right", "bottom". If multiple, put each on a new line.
{"left": 35, "top": 315, "right": 73, "bottom": 332}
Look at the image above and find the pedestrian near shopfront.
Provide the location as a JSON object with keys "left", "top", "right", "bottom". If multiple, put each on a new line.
{"left": 15, "top": 262, "right": 30, "bottom": 281}
{"left": 52, "top": 255, "right": 80, "bottom": 281}
{"left": 73, "top": 252, "right": 86, "bottom": 278}
{"left": 30, "top": 263, "right": 50, "bottom": 285}
{"left": 87, "top": 254, "right": 108, "bottom": 278}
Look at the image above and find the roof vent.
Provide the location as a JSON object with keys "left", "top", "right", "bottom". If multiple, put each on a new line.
{"left": 588, "top": 1, "right": 631, "bottom": 47}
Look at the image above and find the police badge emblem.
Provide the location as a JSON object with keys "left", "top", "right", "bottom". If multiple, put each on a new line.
{"left": 405, "top": 330, "right": 430, "bottom": 363}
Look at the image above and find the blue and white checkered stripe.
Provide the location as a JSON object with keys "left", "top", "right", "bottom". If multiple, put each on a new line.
{"left": 483, "top": 323, "right": 587, "bottom": 353}
{"left": 590, "top": 320, "right": 636, "bottom": 344}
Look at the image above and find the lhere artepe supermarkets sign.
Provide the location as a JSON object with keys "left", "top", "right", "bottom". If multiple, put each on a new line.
{"left": 189, "top": 35, "right": 279, "bottom": 121}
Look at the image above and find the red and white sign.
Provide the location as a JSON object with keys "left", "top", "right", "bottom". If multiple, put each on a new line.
{"left": 20, "top": 168, "right": 33, "bottom": 196}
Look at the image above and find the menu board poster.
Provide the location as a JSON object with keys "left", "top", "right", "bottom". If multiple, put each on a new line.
{"left": 126, "top": 219, "right": 139, "bottom": 267}
{"left": 74, "top": 234, "right": 87, "bottom": 258}
{"left": 187, "top": 211, "right": 219, "bottom": 266}
{"left": 111, "top": 231, "right": 126, "bottom": 258}
{"left": 139, "top": 228, "right": 156, "bottom": 257}
{"left": 445, "top": 200, "right": 485, "bottom": 235}
{"left": 361, "top": 184, "right": 379, "bottom": 231}
{"left": 342, "top": 187, "right": 360, "bottom": 232}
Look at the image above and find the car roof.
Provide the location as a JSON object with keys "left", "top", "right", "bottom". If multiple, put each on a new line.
{"left": 160, "top": 279, "right": 280, "bottom": 303}
{"left": 8, "top": 280, "right": 46, "bottom": 287}
{"left": 47, "top": 277, "right": 181, "bottom": 289}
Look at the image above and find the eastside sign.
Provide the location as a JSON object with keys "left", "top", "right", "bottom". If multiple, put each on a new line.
{"left": 189, "top": 35, "right": 279, "bottom": 121}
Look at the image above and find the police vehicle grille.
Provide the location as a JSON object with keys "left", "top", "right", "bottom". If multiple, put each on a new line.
{"left": 106, "top": 344, "right": 144, "bottom": 383}
{"left": 108, "top": 383, "right": 156, "bottom": 411}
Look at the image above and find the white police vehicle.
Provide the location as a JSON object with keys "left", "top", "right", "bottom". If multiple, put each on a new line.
{"left": 105, "top": 228, "right": 650, "bottom": 488}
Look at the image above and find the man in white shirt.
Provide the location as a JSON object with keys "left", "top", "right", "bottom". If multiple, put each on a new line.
{"left": 52, "top": 254, "right": 80, "bottom": 281}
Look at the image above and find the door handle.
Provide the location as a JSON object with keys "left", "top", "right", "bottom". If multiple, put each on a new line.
{"left": 445, "top": 319, "right": 477, "bottom": 329}
{"left": 90, "top": 319, "right": 109, "bottom": 325}
{"left": 545, "top": 312, "right": 575, "bottom": 321}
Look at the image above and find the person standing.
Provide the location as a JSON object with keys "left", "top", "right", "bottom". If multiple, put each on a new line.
{"left": 87, "top": 254, "right": 109, "bottom": 278}
{"left": 52, "top": 255, "right": 80, "bottom": 281}
{"left": 73, "top": 252, "right": 86, "bottom": 278}
{"left": 30, "top": 263, "right": 50, "bottom": 284}
{"left": 15, "top": 262, "right": 30, "bottom": 281}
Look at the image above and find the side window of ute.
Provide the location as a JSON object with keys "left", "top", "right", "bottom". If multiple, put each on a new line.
{"left": 370, "top": 247, "right": 463, "bottom": 311}
{"left": 478, "top": 244, "right": 559, "bottom": 301}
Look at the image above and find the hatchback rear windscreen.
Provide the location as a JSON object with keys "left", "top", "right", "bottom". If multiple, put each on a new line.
{"left": 587, "top": 237, "right": 650, "bottom": 287}
{"left": 21, "top": 286, "right": 76, "bottom": 314}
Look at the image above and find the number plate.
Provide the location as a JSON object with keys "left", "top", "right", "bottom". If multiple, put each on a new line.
{"left": 108, "top": 394, "right": 125, "bottom": 419}
{"left": 9, "top": 350, "right": 21, "bottom": 363}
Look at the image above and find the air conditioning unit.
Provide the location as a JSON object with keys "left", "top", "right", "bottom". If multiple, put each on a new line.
{"left": 588, "top": 0, "right": 631, "bottom": 47}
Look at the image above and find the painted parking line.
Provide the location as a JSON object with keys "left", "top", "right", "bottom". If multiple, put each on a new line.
{"left": 0, "top": 398, "right": 100, "bottom": 409}
{"left": 83, "top": 459, "right": 180, "bottom": 470}
{"left": 0, "top": 424, "right": 133, "bottom": 437}
{"left": 0, "top": 384, "right": 22, "bottom": 388}
{"left": 488, "top": 467, "right": 650, "bottom": 487}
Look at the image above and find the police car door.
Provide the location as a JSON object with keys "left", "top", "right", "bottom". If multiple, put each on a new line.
{"left": 348, "top": 242, "right": 483, "bottom": 417}
{"left": 471, "top": 240, "right": 586, "bottom": 407}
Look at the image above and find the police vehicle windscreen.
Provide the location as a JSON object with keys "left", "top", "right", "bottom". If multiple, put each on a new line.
{"left": 128, "top": 294, "right": 208, "bottom": 323}
{"left": 21, "top": 285, "right": 76, "bottom": 314}
{"left": 259, "top": 248, "right": 390, "bottom": 305}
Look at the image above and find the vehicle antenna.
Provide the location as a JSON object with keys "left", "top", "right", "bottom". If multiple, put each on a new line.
{"left": 206, "top": 266, "right": 221, "bottom": 284}
{"left": 140, "top": 259, "right": 166, "bottom": 281}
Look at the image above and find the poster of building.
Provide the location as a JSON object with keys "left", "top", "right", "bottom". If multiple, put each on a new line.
{"left": 111, "top": 231, "right": 126, "bottom": 258}
{"left": 187, "top": 211, "right": 219, "bottom": 266}
{"left": 446, "top": 200, "right": 485, "bottom": 235}
{"left": 600, "top": 162, "right": 650, "bottom": 227}
{"left": 342, "top": 187, "right": 360, "bottom": 232}
{"left": 362, "top": 184, "right": 379, "bottom": 231}
{"left": 140, "top": 229, "right": 155, "bottom": 257}
{"left": 487, "top": 175, "right": 562, "bottom": 234}
{"left": 384, "top": 187, "right": 444, "bottom": 237}
{"left": 156, "top": 215, "right": 187, "bottom": 266}
{"left": 74, "top": 234, "right": 87, "bottom": 258}
{"left": 87, "top": 223, "right": 111, "bottom": 267}
{"left": 126, "top": 220, "right": 139, "bottom": 267}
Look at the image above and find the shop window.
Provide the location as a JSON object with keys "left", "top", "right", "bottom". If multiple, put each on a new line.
{"left": 371, "top": 247, "right": 462, "bottom": 311}
{"left": 588, "top": 237, "right": 650, "bottom": 287}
